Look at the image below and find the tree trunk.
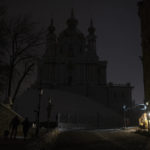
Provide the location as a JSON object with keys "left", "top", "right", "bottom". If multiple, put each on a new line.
{"left": 7, "top": 38, "right": 15, "bottom": 104}
{"left": 7, "top": 64, "right": 14, "bottom": 104}
{"left": 12, "top": 71, "right": 26, "bottom": 105}
{"left": 12, "top": 64, "right": 34, "bottom": 104}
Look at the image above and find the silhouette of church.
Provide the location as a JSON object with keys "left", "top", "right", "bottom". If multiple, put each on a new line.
{"left": 38, "top": 10, "right": 133, "bottom": 112}
{"left": 14, "top": 10, "right": 134, "bottom": 128}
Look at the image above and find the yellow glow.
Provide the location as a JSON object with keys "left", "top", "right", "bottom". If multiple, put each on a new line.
{"left": 139, "top": 113, "right": 148, "bottom": 129}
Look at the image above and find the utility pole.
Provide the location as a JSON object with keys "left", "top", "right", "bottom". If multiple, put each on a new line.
{"left": 85, "top": 63, "right": 88, "bottom": 97}
{"left": 47, "top": 97, "right": 52, "bottom": 131}
{"left": 146, "top": 102, "right": 150, "bottom": 132}
{"left": 36, "top": 88, "right": 43, "bottom": 136}
{"left": 35, "top": 59, "right": 43, "bottom": 136}
{"left": 123, "top": 105, "right": 127, "bottom": 129}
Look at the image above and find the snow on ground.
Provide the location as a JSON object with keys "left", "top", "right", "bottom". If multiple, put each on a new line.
{"left": 14, "top": 88, "right": 121, "bottom": 123}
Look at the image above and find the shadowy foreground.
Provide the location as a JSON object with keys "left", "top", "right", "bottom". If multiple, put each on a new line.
{"left": 0, "top": 138, "right": 31, "bottom": 150}
{"left": 1, "top": 128, "right": 150, "bottom": 150}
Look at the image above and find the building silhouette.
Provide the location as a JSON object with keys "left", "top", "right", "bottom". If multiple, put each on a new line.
{"left": 138, "top": 0, "right": 150, "bottom": 104}
{"left": 13, "top": 10, "right": 134, "bottom": 128}
{"left": 38, "top": 10, "right": 133, "bottom": 112}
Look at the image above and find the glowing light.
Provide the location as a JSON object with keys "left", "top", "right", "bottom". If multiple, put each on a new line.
{"left": 139, "top": 113, "right": 148, "bottom": 129}
{"left": 40, "top": 89, "right": 43, "bottom": 95}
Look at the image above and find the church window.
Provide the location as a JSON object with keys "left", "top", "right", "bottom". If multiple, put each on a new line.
{"left": 68, "top": 76, "right": 72, "bottom": 86}
{"left": 80, "top": 47, "right": 82, "bottom": 53}
{"left": 114, "top": 93, "right": 117, "bottom": 98}
{"left": 80, "top": 44, "right": 83, "bottom": 53}
{"left": 68, "top": 45, "right": 74, "bottom": 57}
{"left": 68, "top": 50, "right": 74, "bottom": 57}
{"left": 98, "top": 68, "right": 101, "bottom": 75}
{"left": 121, "top": 92, "right": 125, "bottom": 98}
{"left": 60, "top": 47, "right": 63, "bottom": 54}
{"left": 67, "top": 63, "right": 74, "bottom": 71}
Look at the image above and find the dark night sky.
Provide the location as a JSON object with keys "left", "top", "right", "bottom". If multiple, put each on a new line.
{"left": 3, "top": 0, "right": 143, "bottom": 104}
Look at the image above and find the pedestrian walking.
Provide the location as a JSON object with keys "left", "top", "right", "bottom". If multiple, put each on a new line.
{"left": 22, "top": 117, "right": 30, "bottom": 139}
{"left": 9, "top": 115, "right": 20, "bottom": 139}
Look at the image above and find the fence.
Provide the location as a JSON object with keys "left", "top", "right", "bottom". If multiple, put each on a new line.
{"left": 56, "top": 112, "right": 123, "bottom": 129}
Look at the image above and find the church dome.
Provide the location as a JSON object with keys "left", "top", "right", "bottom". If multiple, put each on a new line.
{"left": 48, "top": 19, "right": 55, "bottom": 34}
{"left": 66, "top": 9, "right": 78, "bottom": 29}
{"left": 58, "top": 9, "right": 85, "bottom": 40}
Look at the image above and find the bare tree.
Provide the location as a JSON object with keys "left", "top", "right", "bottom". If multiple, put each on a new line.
{"left": 0, "top": 14, "right": 45, "bottom": 107}
{"left": 0, "top": 5, "right": 9, "bottom": 99}
{"left": 0, "top": 5, "right": 7, "bottom": 48}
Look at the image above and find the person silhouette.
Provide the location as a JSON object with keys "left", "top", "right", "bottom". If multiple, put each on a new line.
{"left": 3, "top": 130, "right": 9, "bottom": 139}
{"left": 22, "top": 117, "right": 30, "bottom": 139}
{"left": 9, "top": 115, "right": 20, "bottom": 139}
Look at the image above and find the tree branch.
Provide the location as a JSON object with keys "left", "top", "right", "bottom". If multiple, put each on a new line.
{"left": 12, "top": 63, "right": 34, "bottom": 103}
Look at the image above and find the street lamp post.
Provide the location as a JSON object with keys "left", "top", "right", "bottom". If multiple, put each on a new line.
{"left": 123, "top": 105, "right": 127, "bottom": 129}
{"left": 47, "top": 97, "right": 52, "bottom": 131}
{"left": 146, "top": 102, "right": 150, "bottom": 132}
{"left": 36, "top": 88, "right": 43, "bottom": 136}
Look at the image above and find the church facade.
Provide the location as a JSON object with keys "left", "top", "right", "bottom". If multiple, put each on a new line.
{"left": 39, "top": 11, "right": 133, "bottom": 112}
